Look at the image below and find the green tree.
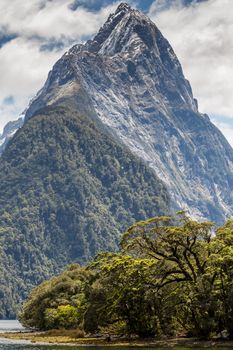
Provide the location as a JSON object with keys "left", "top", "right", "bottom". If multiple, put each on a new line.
{"left": 44, "top": 305, "right": 80, "bottom": 329}
{"left": 212, "top": 219, "right": 233, "bottom": 338}
{"left": 19, "top": 264, "right": 91, "bottom": 330}
{"left": 85, "top": 253, "right": 169, "bottom": 337}
{"left": 121, "top": 213, "right": 221, "bottom": 338}
{"left": 20, "top": 214, "right": 233, "bottom": 340}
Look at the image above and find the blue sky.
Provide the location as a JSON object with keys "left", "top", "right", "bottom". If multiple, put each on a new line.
{"left": 0, "top": 0, "right": 232, "bottom": 145}
{"left": 69, "top": 0, "right": 202, "bottom": 12}
{"left": 71, "top": 0, "right": 156, "bottom": 11}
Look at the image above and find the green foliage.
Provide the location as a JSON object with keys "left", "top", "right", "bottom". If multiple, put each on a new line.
{"left": 119, "top": 214, "right": 233, "bottom": 338}
{"left": 0, "top": 104, "right": 169, "bottom": 318}
{"left": 44, "top": 305, "right": 80, "bottom": 329}
{"left": 20, "top": 214, "right": 233, "bottom": 339}
{"left": 19, "top": 264, "right": 90, "bottom": 330}
{"left": 85, "top": 253, "right": 168, "bottom": 337}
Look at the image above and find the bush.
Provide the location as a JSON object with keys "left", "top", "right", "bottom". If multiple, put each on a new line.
{"left": 44, "top": 305, "right": 80, "bottom": 329}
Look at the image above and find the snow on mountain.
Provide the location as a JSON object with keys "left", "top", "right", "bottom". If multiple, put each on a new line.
{"left": 19, "top": 3, "right": 233, "bottom": 223}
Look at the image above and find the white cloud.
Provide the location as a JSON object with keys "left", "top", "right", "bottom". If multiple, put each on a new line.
{"left": 212, "top": 119, "right": 233, "bottom": 147}
{"left": 0, "top": 0, "right": 122, "bottom": 133}
{"left": 149, "top": 0, "right": 233, "bottom": 120}
{"left": 0, "top": 0, "right": 119, "bottom": 40}
{"left": 0, "top": 36, "right": 63, "bottom": 127}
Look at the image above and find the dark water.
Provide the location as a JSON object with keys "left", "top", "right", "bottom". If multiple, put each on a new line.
{"left": 0, "top": 344, "right": 233, "bottom": 350}
{"left": 0, "top": 345, "right": 174, "bottom": 350}
{"left": 0, "top": 346, "right": 194, "bottom": 350}
{"left": 0, "top": 321, "right": 232, "bottom": 350}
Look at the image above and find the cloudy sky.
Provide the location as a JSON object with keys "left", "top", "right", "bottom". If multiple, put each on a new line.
{"left": 0, "top": 0, "right": 232, "bottom": 145}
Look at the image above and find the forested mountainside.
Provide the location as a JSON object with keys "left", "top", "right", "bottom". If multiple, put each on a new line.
{"left": 0, "top": 104, "right": 169, "bottom": 318}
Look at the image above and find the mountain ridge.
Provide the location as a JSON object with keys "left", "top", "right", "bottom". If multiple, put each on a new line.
{"left": 21, "top": 2, "right": 233, "bottom": 223}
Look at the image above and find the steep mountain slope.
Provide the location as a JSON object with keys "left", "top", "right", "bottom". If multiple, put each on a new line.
{"left": 24, "top": 3, "right": 233, "bottom": 223}
{"left": 0, "top": 117, "right": 24, "bottom": 155}
{"left": 0, "top": 104, "right": 169, "bottom": 318}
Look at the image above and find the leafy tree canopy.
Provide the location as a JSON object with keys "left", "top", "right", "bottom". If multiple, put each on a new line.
{"left": 20, "top": 213, "right": 233, "bottom": 340}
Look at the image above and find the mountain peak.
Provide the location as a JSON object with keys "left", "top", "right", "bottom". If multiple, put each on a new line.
{"left": 115, "top": 2, "right": 132, "bottom": 14}
{"left": 21, "top": 0, "right": 233, "bottom": 226}
{"left": 84, "top": 2, "right": 154, "bottom": 55}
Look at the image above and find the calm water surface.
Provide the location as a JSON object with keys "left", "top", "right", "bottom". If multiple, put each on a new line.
{"left": 0, "top": 321, "right": 232, "bottom": 350}
{"left": 0, "top": 321, "right": 24, "bottom": 332}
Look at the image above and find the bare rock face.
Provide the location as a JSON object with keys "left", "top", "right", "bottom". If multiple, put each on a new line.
{"left": 21, "top": 3, "right": 233, "bottom": 223}
{"left": 0, "top": 117, "right": 24, "bottom": 155}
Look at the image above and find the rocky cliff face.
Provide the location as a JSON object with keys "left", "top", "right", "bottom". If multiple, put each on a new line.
{"left": 13, "top": 3, "right": 233, "bottom": 222}
{"left": 0, "top": 117, "right": 24, "bottom": 155}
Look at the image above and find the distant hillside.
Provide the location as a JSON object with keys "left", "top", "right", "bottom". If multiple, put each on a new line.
{"left": 0, "top": 104, "right": 169, "bottom": 318}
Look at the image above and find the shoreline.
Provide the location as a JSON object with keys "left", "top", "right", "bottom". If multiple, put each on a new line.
{"left": 1, "top": 331, "right": 233, "bottom": 347}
